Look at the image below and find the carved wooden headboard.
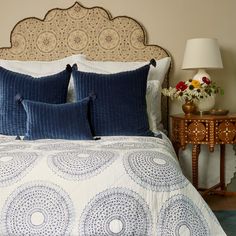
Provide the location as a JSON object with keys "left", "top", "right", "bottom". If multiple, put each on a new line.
{"left": 0, "top": 1, "right": 170, "bottom": 130}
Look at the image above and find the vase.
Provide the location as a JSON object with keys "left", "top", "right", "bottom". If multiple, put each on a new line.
{"left": 182, "top": 100, "right": 196, "bottom": 116}
{"left": 197, "top": 95, "right": 215, "bottom": 114}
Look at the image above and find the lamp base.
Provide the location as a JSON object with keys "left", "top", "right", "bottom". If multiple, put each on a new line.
{"left": 193, "top": 69, "right": 210, "bottom": 82}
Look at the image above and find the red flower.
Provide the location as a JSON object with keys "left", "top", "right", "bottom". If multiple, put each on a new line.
{"left": 176, "top": 81, "right": 187, "bottom": 91}
{"left": 202, "top": 77, "right": 211, "bottom": 85}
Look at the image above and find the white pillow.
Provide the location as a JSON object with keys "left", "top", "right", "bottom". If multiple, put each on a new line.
{"left": 75, "top": 56, "right": 171, "bottom": 131}
{"left": 77, "top": 56, "right": 170, "bottom": 82}
{"left": 0, "top": 54, "right": 86, "bottom": 102}
{"left": 146, "top": 80, "right": 163, "bottom": 131}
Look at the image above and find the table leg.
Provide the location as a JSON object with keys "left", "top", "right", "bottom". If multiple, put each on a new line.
{"left": 192, "top": 144, "right": 200, "bottom": 189}
{"left": 220, "top": 144, "right": 226, "bottom": 191}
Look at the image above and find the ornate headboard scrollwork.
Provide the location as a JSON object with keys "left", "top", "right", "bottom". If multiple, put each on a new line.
{"left": 0, "top": 1, "right": 170, "bottom": 130}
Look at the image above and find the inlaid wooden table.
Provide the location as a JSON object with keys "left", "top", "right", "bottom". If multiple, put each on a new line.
{"left": 171, "top": 114, "right": 236, "bottom": 195}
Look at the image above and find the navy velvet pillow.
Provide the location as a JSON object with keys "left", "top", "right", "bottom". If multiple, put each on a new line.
{"left": 0, "top": 65, "right": 71, "bottom": 135}
{"left": 72, "top": 63, "right": 152, "bottom": 136}
{"left": 21, "top": 98, "right": 93, "bottom": 140}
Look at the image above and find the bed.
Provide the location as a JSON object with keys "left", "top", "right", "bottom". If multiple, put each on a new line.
{"left": 0, "top": 2, "right": 226, "bottom": 235}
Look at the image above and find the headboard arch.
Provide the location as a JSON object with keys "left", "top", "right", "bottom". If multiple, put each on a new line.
{"left": 0, "top": 1, "right": 170, "bottom": 131}
{"left": 0, "top": 2, "right": 169, "bottom": 61}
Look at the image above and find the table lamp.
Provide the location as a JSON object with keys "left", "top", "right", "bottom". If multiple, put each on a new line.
{"left": 182, "top": 38, "right": 223, "bottom": 81}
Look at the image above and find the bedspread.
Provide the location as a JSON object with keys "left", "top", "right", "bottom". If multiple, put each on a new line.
{"left": 0, "top": 134, "right": 225, "bottom": 235}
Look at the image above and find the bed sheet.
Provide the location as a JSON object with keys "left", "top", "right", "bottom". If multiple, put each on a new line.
{"left": 0, "top": 134, "right": 225, "bottom": 235}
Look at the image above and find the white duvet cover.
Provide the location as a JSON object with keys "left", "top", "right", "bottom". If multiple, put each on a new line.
{"left": 0, "top": 134, "right": 225, "bottom": 235}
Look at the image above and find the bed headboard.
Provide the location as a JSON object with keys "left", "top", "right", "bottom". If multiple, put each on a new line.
{"left": 0, "top": 1, "right": 170, "bottom": 131}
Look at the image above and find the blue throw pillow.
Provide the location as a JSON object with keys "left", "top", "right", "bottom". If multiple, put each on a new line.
{"left": 72, "top": 63, "right": 153, "bottom": 136}
{"left": 21, "top": 98, "right": 93, "bottom": 140}
{"left": 0, "top": 65, "right": 71, "bottom": 135}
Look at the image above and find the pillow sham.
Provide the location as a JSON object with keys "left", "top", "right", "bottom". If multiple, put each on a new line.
{"left": 72, "top": 63, "right": 153, "bottom": 136}
{"left": 21, "top": 98, "right": 93, "bottom": 140}
{"left": 75, "top": 56, "right": 171, "bottom": 131}
{"left": 0, "top": 65, "right": 71, "bottom": 136}
{"left": 146, "top": 80, "right": 163, "bottom": 131}
{"left": 0, "top": 54, "right": 86, "bottom": 102}
{"left": 77, "top": 56, "right": 170, "bottom": 83}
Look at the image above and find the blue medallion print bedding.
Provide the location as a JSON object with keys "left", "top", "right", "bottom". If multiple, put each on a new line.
{"left": 0, "top": 134, "right": 226, "bottom": 235}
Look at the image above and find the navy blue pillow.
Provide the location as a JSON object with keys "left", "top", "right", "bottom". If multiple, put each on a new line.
{"left": 21, "top": 98, "right": 93, "bottom": 140}
{"left": 72, "top": 63, "right": 152, "bottom": 136}
{"left": 0, "top": 65, "right": 71, "bottom": 135}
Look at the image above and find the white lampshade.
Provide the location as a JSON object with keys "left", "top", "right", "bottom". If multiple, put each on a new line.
{"left": 182, "top": 38, "right": 223, "bottom": 70}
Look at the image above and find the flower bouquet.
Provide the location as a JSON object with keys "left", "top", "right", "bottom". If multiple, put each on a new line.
{"left": 162, "top": 77, "right": 224, "bottom": 114}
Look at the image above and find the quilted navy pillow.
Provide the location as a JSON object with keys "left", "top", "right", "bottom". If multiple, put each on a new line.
{"left": 0, "top": 65, "right": 71, "bottom": 135}
{"left": 72, "top": 63, "right": 153, "bottom": 136}
{"left": 21, "top": 98, "right": 93, "bottom": 140}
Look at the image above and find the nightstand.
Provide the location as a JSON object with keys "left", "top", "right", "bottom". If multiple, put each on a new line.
{"left": 171, "top": 114, "right": 236, "bottom": 195}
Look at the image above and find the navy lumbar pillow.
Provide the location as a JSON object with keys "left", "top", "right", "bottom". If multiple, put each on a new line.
{"left": 0, "top": 65, "right": 71, "bottom": 136}
{"left": 21, "top": 98, "right": 93, "bottom": 140}
{"left": 72, "top": 61, "right": 154, "bottom": 136}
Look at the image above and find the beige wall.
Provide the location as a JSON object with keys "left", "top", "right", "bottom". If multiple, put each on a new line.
{"left": 0, "top": 0, "right": 236, "bottom": 114}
